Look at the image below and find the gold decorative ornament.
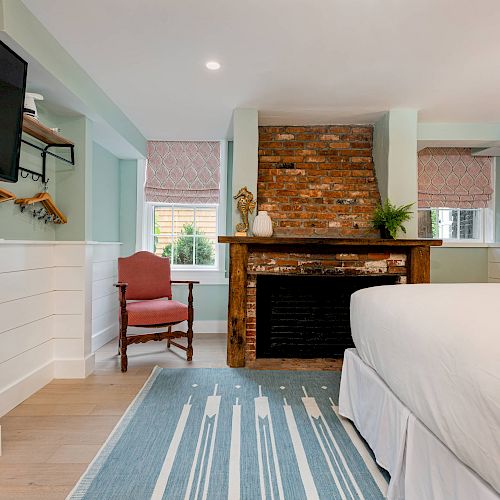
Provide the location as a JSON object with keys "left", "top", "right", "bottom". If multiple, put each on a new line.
{"left": 234, "top": 186, "right": 256, "bottom": 235}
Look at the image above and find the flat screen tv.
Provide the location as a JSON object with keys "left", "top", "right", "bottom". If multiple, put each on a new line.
{"left": 0, "top": 40, "right": 27, "bottom": 183}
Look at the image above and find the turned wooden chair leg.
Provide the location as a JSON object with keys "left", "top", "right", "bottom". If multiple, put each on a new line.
{"left": 167, "top": 326, "right": 171, "bottom": 348}
{"left": 120, "top": 338, "right": 128, "bottom": 372}
{"left": 120, "top": 316, "right": 128, "bottom": 373}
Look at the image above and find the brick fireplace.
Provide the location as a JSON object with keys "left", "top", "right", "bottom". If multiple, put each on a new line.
{"left": 220, "top": 124, "right": 441, "bottom": 368}
{"left": 219, "top": 237, "right": 440, "bottom": 367}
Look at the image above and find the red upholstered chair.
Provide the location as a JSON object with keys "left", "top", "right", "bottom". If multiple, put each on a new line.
{"left": 114, "top": 251, "right": 198, "bottom": 372}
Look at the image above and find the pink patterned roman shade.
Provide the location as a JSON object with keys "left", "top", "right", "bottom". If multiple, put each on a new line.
{"left": 146, "top": 141, "right": 220, "bottom": 204}
{"left": 418, "top": 147, "right": 493, "bottom": 209}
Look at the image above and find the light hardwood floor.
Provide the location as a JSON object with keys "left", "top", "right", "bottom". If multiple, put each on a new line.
{"left": 0, "top": 334, "right": 342, "bottom": 499}
{"left": 0, "top": 333, "right": 227, "bottom": 500}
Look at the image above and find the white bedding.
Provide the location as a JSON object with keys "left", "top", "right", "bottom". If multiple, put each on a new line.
{"left": 350, "top": 283, "right": 500, "bottom": 494}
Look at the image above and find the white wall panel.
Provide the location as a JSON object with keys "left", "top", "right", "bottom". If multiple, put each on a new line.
{"left": 0, "top": 316, "right": 53, "bottom": 365}
{"left": 90, "top": 244, "right": 119, "bottom": 351}
{"left": 53, "top": 266, "right": 85, "bottom": 290}
{"left": 0, "top": 244, "right": 53, "bottom": 273}
{"left": 92, "top": 243, "right": 121, "bottom": 263}
{"left": 92, "top": 260, "right": 117, "bottom": 281}
{"left": 92, "top": 277, "right": 116, "bottom": 300}
{"left": 0, "top": 341, "right": 54, "bottom": 393}
{"left": 53, "top": 244, "right": 86, "bottom": 266}
{"left": 0, "top": 294, "right": 53, "bottom": 334}
{"left": 0, "top": 268, "right": 53, "bottom": 303}
{"left": 53, "top": 314, "right": 84, "bottom": 339}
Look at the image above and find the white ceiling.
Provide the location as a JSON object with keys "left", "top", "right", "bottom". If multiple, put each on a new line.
{"left": 22, "top": 0, "right": 500, "bottom": 141}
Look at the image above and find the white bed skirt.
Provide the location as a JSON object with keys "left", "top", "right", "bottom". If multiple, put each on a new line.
{"left": 339, "top": 349, "right": 499, "bottom": 500}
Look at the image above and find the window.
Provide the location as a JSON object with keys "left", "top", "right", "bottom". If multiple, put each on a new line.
{"left": 150, "top": 204, "right": 218, "bottom": 268}
{"left": 418, "top": 207, "right": 483, "bottom": 241}
{"left": 417, "top": 148, "right": 495, "bottom": 243}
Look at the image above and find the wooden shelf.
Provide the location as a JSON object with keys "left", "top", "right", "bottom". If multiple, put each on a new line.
{"left": 22, "top": 114, "right": 74, "bottom": 146}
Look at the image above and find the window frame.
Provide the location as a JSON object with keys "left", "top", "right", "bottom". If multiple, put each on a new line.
{"left": 418, "top": 206, "right": 491, "bottom": 243}
{"left": 147, "top": 202, "right": 220, "bottom": 270}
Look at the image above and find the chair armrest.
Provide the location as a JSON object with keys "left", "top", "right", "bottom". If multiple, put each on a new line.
{"left": 171, "top": 281, "right": 198, "bottom": 307}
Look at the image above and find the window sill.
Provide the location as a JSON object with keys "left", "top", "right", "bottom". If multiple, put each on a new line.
{"left": 438, "top": 242, "right": 493, "bottom": 248}
{"left": 170, "top": 269, "right": 228, "bottom": 285}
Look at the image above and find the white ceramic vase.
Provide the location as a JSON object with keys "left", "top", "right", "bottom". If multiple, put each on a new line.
{"left": 252, "top": 211, "right": 273, "bottom": 237}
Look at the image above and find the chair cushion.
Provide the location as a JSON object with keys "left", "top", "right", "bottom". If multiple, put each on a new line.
{"left": 126, "top": 300, "right": 188, "bottom": 326}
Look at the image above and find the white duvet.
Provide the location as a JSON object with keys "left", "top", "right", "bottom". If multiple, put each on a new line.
{"left": 350, "top": 283, "right": 500, "bottom": 494}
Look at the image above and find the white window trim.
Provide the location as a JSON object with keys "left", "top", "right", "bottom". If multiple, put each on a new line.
{"left": 137, "top": 141, "right": 228, "bottom": 285}
{"left": 418, "top": 207, "right": 489, "bottom": 245}
{"left": 146, "top": 202, "right": 219, "bottom": 267}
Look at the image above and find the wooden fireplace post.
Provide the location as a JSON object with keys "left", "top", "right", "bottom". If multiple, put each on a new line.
{"left": 408, "top": 245, "right": 431, "bottom": 284}
{"left": 227, "top": 243, "right": 248, "bottom": 367}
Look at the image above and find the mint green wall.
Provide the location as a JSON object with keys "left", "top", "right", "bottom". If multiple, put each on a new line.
{"left": 119, "top": 159, "right": 138, "bottom": 256}
{"left": 226, "top": 141, "right": 234, "bottom": 235}
{"left": 232, "top": 109, "right": 258, "bottom": 228}
{"left": 172, "top": 284, "right": 228, "bottom": 321}
{"left": 92, "top": 143, "right": 120, "bottom": 242}
{"left": 430, "top": 248, "right": 488, "bottom": 283}
{"left": 54, "top": 115, "right": 92, "bottom": 240}
{"left": 373, "top": 113, "right": 389, "bottom": 202}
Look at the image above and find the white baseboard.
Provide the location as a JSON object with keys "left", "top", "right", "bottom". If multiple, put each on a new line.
{"left": 92, "top": 323, "right": 119, "bottom": 352}
{"left": 191, "top": 320, "right": 227, "bottom": 334}
{"left": 0, "top": 361, "right": 54, "bottom": 417}
{"left": 53, "top": 353, "right": 95, "bottom": 379}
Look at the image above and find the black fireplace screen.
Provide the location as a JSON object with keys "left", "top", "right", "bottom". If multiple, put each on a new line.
{"left": 256, "top": 274, "right": 398, "bottom": 358}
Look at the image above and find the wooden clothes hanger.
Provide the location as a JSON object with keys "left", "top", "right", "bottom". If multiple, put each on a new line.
{"left": 15, "top": 191, "right": 67, "bottom": 224}
{"left": 0, "top": 187, "right": 16, "bottom": 203}
{"left": 15, "top": 192, "right": 49, "bottom": 206}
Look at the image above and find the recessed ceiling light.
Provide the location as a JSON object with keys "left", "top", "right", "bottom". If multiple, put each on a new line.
{"left": 206, "top": 61, "right": 221, "bottom": 70}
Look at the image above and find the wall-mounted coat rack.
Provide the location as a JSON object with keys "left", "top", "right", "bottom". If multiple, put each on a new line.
{"left": 19, "top": 115, "right": 75, "bottom": 183}
{"left": 0, "top": 188, "right": 16, "bottom": 203}
{"left": 15, "top": 191, "right": 68, "bottom": 224}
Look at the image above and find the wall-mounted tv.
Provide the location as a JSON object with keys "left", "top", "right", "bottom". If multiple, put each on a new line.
{"left": 0, "top": 40, "right": 28, "bottom": 183}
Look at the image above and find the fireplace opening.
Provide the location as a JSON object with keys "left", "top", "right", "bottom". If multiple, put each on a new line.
{"left": 256, "top": 274, "right": 398, "bottom": 358}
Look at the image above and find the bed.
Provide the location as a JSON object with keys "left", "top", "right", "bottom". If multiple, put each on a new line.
{"left": 339, "top": 283, "right": 500, "bottom": 499}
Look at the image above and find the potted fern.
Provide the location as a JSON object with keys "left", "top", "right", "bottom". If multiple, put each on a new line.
{"left": 372, "top": 199, "right": 414, "bottom": 239}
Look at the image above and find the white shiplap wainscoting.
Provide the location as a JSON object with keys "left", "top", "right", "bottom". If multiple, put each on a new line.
{"left": 0, "top": 241, "right": 121, "bottom": 418}
{"left": 91, "top": 244, "right": 120, "bottom": 351}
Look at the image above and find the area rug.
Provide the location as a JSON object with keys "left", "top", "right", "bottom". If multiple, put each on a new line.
{"left": 68, "top": 368, "right": 388, "bottom": 500}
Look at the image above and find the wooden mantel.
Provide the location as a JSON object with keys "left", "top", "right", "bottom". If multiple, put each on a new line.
{"left": 218, "top": 236, "right": 442, "bottom": 247}
{"left": 219, "top": 236, "right": 442, "bottom": 367}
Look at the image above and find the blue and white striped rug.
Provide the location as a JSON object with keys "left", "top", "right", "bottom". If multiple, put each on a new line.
{"left": 68, "top": 367, "right": 388, "bottom": 500}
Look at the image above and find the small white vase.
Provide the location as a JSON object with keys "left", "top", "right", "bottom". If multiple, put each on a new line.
{"left": 252, "top": 211, "right": 273, "bottom": 237}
